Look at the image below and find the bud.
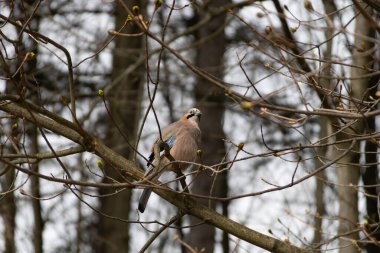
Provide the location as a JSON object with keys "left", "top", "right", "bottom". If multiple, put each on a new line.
{"left": 132, "top": 5, "right": 140, "bottom": 14}
{"left": 240, "top": 101, "right": 253, "bottom": 110}
{"left": 97, "top": 159, "right": 103, "bottom": 169}
{"left": 265, "top": 26, "right": 272, "bottom": 35}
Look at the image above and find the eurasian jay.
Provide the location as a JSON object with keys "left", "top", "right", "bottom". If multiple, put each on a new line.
{"left": 138, "top": 108, "right": 202, "bottom": 213}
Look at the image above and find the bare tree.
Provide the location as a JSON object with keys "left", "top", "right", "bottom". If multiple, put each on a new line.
{"left": 2, "top": 1, "right": 380, "bottom": 253}
{"left": 186, "top": 1, "right": 229, "bottom": 252}
{"left": 334, "top": 3, "right": 374, "bottom": 253}
{"left": 96, "top": 1, "right": 146, "bottom": 253}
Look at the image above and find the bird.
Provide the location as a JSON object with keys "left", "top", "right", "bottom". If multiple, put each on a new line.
{"left": 138, "top": 108, "right": 202, "bottom": 213}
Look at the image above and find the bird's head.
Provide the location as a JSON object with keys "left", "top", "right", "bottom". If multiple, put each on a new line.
{"left": 185, "top": 108, "right": 202, "bottom": 123}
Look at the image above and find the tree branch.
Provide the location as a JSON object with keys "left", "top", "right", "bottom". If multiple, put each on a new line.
{"left": 0, "top": 99, "right": 312, "bottom": 253}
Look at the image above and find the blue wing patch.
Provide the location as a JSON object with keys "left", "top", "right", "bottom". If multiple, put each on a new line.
{"left": 165, "top": 135, "right": 176, "bottom": 149}
{"left": 146, "top": 136, "right": 176, "bottom": 167}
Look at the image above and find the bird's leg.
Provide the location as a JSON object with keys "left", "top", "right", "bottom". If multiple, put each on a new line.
{"left": 161, "top": 143, "right": 195, "bottom": 208}
{"left": 176, "top": 168, "right": 189, "bottom": 194}
{"left": 161, "top": 142, "right": 190, "bottom": 194}
{"left": 174, "top": 167, "right": 193, "bottom": 209}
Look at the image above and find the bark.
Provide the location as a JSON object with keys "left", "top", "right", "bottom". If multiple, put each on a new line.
{"left": 362, "top": 115, "right": 380, "bottom": 252}
{"left": 312, "top": 118, "right": 328, "bottom": 249}
{"left": 186, "top": 1, "right": 229, "bottom": 252}
{"left": 96, "top": 1, "right": 145, "bottom": 253}
{"left": 362, "top": 0, "right": 380, "bottom": 12}
{"left": 336, "top": 4, "right": 374, "bottom": 253}
{"left": 30, "top": 127, "right": 43, "bottom": 253}
{"left": 312, "top": 0, "right": 337, "bottom": 249}
{"left": 361, "top": 25, "right": 380, "bottom": 253}
{"left": 26, "top": 17, "right": 44, "bottom": 253}
{"left": 1, "top": 83, "right": 18, "bottom": 253}
{"left": 0, "top": 98, "right": 314, "bottom": 253}
{"left": 335, "top": 142, "right": 360, "bottom": 253}
{"left": 0, "top": 168, "right": 16, "bottom": 253}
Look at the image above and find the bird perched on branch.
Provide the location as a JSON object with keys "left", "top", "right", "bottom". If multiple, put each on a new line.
{"left": 138, "top": 108, "right": 202, "bottom": 213}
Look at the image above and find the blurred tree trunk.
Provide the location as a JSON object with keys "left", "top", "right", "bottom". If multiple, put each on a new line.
{"left": 335, "top": 139, "right": 360, "bottom": 253}
{"left": 23, "top": 7, "right": 44, "bottom": 252}
{"left": 336, "top": 4, "right": 373, "bottom": 253}
{"left": 0, "top": 163, "right": 16, "bottom": 253}
{"left": 28, "top": 64, "right": 44, "bottom": 253}
{"left": 362, "top": 111, "right": 380, "bottom": 252}
{"left": 95, "top": 1, "right": 146, "bottom": 253}
{"left": 312, "top": 119, "right": 328, "bottom": 249}
{"left": 26, "top": 13, "right": 44, "bottom": 253}
{"left": 312, "top": 0, "right": 336, "bottom": 249}
{"left": 0, "top": 2, "right": 41, "bottom": 250}
{"left": 0, "top": 86, "right": 18, "bottom": 253}
{"left": 30, "top": 127, "right": 43, "bottom": 253}
{"left": 361, "top": 18, "right": 380, "bottom": 253}
{"left": 186, "top": 1, "right": 229, "bottom": 252}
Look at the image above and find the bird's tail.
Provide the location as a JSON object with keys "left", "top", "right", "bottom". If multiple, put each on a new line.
{"left": 138, "top": 188, "right": 152, "bottom": 213}
{"left": 138, "top": 166, "right": 159, "bottom": 213}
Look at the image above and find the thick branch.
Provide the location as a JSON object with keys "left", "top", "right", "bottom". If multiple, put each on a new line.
{"left": 272, "top": 0, "right": 312, "bottom": 73}
{"left": 0, "top": 99, "right": 312, "bottom": 253}
{"left": 362, "top": 0, "right": 380, "bottom": 12}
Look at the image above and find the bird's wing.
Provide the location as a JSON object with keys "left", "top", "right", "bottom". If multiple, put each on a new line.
{"left": 146, "top": 134, "right": 176, "bottom": 166}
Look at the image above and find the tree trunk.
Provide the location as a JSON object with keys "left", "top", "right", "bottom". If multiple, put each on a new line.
{"left": 336, "top": 142, "right": 360, "bottom": 253}
{"left": 336, "top": 4, "right": 374, "bottom": 253}
{"left": 30, "top": 127, "right": 44, "bottom": 253}
{"left": 362, "top": 114, "right": 380, "bottom": 252}
{"left": 95, "top": 1, "right": 145, "bottom": 253}
{"left": 361, "top": 35, "right": 380, "bottom": 253}
{"left": 1, "top": 82, "right": 18, "bottom": 253}
{"left": 312, "top": 118, "right": 328, "bottom": 249}
{"left": 186, "top": 1, "right": 229, "bottom": 252}
{"left": 0, "top": 167, "right": 16, "bottom": 253}
{"left": 26, "top": 15, "right": 44, "bottom": 253}
{"left": 312, "top": 1, "right": 337, "bottom": 249}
